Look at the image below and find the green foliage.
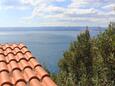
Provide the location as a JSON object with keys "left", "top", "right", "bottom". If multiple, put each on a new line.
{"left": 51, "top": 25, "right": 115, "bottom": 86}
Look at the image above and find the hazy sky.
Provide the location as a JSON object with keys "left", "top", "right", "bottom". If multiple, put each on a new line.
{"left": 0, "top": 0, "right": 115, "bottom": 27}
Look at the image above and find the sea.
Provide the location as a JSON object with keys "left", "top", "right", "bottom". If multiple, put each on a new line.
{"left": 0, "top": 27, "right": 106, "bottom": 73}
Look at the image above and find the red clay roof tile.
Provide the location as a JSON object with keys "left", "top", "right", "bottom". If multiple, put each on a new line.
{"left": 35, "top": 66, "right": 49, "bottom": 80}
{"left": 0, "top": 62, "right": 9, "bottom": 73}
{"left": 30, "top": 79, "right": 42, "bottom": 86}
{"left": 0, "top": 43, "right": 57, "bottom": 86}
{"left": 0, "top": 54, "right": 6, "bottom": 62}
{"left": 0, "top": 71, "right": 12, "bottom": 86}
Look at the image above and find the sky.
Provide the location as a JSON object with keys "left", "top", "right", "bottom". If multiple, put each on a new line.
{"left": 0, "top": 0, "right": 115, "bottom": 27}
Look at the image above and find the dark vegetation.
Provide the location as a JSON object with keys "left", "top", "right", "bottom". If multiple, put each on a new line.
{"left": 50, "top": 24, "right": 115, "bottom": 86}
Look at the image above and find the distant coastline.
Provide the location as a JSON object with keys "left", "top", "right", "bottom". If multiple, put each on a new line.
{"left": 0, "top": 27, "right": 106, "bottom": 32}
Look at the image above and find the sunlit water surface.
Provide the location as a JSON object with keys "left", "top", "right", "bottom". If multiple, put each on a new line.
{"left": 0, "top": 27, "right": 106, "bottom": 72}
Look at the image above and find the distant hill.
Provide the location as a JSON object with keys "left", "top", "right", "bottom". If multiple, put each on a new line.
{"left": 0, "top": 27, "right": 106, "bottom": 31}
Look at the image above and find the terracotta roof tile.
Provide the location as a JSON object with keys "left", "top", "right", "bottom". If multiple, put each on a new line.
{"left": 0, "top": 43, "right": 57, "bottom": 86}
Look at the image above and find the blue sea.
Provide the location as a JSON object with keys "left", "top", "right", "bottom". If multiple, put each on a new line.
{"left": 0, "top": 27, "right": 106, "bottom": 73}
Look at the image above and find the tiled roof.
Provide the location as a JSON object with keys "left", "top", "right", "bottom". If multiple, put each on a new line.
{"left": 0, "top": 43, "right": 57, "bottom": 86}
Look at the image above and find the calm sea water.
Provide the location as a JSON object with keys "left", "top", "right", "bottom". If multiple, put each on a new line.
{"left": 0, "top": 27, "right": 106, "bottom": 73}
